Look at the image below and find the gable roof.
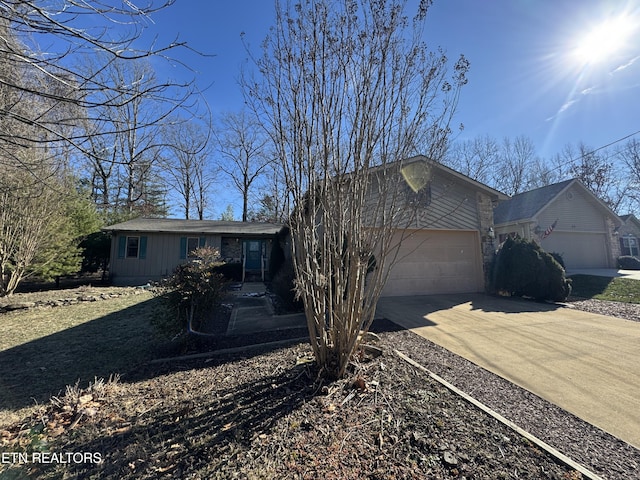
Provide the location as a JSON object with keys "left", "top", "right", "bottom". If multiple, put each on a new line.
{"left": 103, "top": 218, "right": 284, "bottom": 236}
{"left": 620, "top": 213, "right": 640, "bottom": 229}
{"left": 400, "top": 155, "right": 508, "bottom": 200}
{"left": 493, "top": 179, "right": 619, "bottom": 225}
{"left": 493, "top": 179, "right": 574, "bottom": 224}
{"left": 621, "top": 214, "right": 640, "bottom": 224}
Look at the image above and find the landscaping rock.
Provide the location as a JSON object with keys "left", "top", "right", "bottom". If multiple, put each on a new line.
{"left": 3, "top": 302, "right": 36, "bottom": 311}
{"left": 0, "top": 286, "right": 148, "bottom": 314}
{"left": 442, "top": 451, "right": 458, "bottom": 466}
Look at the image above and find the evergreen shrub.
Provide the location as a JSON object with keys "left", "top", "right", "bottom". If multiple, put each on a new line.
{"left": 491, "top": 237, "right": 571, "bottom": 302}
{"left": 617, "top": 256, "right": 640, "bottom": 270}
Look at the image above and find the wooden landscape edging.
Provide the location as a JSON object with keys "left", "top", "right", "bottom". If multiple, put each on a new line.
{"left": 394, "top": 349, "right": 604, "bottom": 480}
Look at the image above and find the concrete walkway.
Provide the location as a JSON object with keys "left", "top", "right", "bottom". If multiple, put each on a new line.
{"left": 376, "top": 293, "right": 640, "bottom": 449}
{"left": 226, "top": 282, "right": 306, "bottom": 335}
{"left": 567, "top": 268, "right": 640, "bottom": 280}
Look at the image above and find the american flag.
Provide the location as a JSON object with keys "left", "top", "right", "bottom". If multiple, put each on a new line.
{"left": 542, "top": 219, "right": 558, "bottom": 239}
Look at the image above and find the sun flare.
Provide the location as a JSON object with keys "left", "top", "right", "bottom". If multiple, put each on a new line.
{"left": 572, "top": 15, "right": 637, "bottom": 65}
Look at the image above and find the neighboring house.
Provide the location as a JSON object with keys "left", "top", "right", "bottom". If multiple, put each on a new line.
{"left": 619, "top": 214, "right": 640, "bottom": 257}
{"left": 103, "top": 218, "right": 283, "bottom": 286}
{"left": 376, "top": 156, "right": 506, "bottom": 296}
{"left": 493, "top": 179, "right": 621, "bottom": 269}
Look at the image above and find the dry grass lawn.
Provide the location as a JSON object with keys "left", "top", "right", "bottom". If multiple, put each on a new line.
{"left": 0, "top": 290, "right": 160, "bottom": 427}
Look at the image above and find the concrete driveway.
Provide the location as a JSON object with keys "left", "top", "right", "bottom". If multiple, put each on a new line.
{"left": 376, "top": 294, "right": 640, "bottom": 449}
{"left": 567, "top": 268, "right": 640, "bottom": 281}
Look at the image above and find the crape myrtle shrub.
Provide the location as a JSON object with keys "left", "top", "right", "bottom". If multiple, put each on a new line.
{"left": 152, "top": 247, "right": 229, "bottom": 338}
{"left": 617, "top": 255, "right": 640, "bottom": 270}
{"left": 491, "top": 237, "right": 572, "bottom": 302}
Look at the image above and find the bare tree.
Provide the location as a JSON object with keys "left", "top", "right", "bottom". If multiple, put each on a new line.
{"left": 81, "top": 57, "right": 180, "bottom": 216}
{"left": 494, "top": 135, "right": 538, "bottom": 196}
{"left": 617, "top": 138, "right": 640, "bottom": 214}
{"left": 162, "top": 119, "right": 216, "bottom": 219}
{"left": 249, "top": 162, "right": 289, "bottom": 223}
{"left": 244, "top": 0, "right": 468, "bottom": 379}
{"left": 444, "top": 135, "right": 499, "bottom": 186}
{"left": 215, "top": 110, "right": 272, "bottom": 222}
{"left": 0, "top": 156, "right": 66, "bottom": 295}
{"left": 0, "top": 2, "right": 194, "bottom": 158}
{"left": 560, "top": 142, "right": 627, "bottom": 212}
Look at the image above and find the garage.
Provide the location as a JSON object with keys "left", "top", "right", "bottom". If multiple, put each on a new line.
{"left": 540, "top": 232, "right": 609, "bottom": 269}
{"left": 494, "top": 179, "right": 620, "bottom": 270}
{"left": 381, "top": 229, "right": 484, "bottom": 297}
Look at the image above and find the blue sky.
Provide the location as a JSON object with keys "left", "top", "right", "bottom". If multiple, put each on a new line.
{"left": 145, "top": 0, "right": 640, "bottom": 162}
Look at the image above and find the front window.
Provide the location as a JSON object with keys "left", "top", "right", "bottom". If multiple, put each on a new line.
{"left": 621, "top": 236, "right": 639, "bottom": 257}
{"left": 126, "top": 236, "right": 140, "bottom": 258}
{"left": 187, "top": 237, "right": 200, "bottom": 259}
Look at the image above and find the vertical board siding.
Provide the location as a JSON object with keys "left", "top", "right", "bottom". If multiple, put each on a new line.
{"left": 111, "top": 233, "right": 224, "bottom": 285}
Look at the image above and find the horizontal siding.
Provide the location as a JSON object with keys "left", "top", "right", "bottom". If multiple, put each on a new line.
{"left": 536, "top": 185, "right": 606, "bottom": 233}
{"left": 364, "top": 169, "right": 481, "bottom": 231}
{"left": 418, "top": 173, "right": 480, "bottom": 230}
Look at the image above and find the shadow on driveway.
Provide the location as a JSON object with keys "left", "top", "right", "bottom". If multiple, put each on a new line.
{"left": 376, "top": 293, "right": 561, "bottom": 330}
{"left": 376, "top": 292, "right": 640, "bottom": 449}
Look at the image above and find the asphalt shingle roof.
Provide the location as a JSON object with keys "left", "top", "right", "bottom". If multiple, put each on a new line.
{"left": 493, "top": 179, "right": 574, "bottom": 224}
{"left": 103, "top": 218, "right": 284, "bottom": 236}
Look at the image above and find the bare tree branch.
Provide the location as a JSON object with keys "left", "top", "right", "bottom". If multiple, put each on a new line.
{"left": 243, "top": 0, "right": 468, "bottom": 379}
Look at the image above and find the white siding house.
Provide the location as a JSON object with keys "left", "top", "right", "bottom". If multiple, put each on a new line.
{"left": 493, "top": 179, "right": 621, "bottom": 269}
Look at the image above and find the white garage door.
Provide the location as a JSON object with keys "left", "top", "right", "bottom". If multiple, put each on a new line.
{"left": 381, "top": 230, "right": 483, "bottom": 297}
{"left": 541, "top": 232, "right": 609, "bottom": 269}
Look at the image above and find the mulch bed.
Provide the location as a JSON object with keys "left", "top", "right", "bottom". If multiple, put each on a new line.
{"left": 2, "top": 288, "right": 639, "bottom": 479}
{"left": 5, "top": 317, "right": 637, "bottom": 479}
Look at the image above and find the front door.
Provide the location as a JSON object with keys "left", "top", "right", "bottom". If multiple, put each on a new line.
{"left": 244, "top": 240, "right": 263, "bottom": 270}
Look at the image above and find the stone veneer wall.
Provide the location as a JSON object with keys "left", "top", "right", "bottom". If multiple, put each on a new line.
{"left": 606, "top": 217, "right": 622, "bottom": 266}
{"left": 221, "top": 237, "right": 242, "bottom": 262}
{"left": 477, "top": 191, "right": 497, "bottom": 291}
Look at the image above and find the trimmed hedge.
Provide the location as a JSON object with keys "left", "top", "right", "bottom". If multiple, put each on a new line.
{"left": 491, "top": 237, "right": 571, "bottom": 302}
{"left": 617, "top": 256, "right": 640, "bottom": 270}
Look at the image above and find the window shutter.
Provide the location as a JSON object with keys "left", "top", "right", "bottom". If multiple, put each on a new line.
{"left": 139, "top": 236, "right": 147, "bottom": 260}
{"left": 199, "top": 236, "right": 206, "bottom": 248}
{"left": 179, "top": 237, "right": 187, "bottom": 259}
{"left": 117, "top": 236, "right": 126, "bottom": 259}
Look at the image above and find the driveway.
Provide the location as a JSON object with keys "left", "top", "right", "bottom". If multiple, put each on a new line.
{"left": 567, "top": 268, "right": 640, "bottom": 280}
{"left": 376, "top": 294, "right": 640, "bottom": 449}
